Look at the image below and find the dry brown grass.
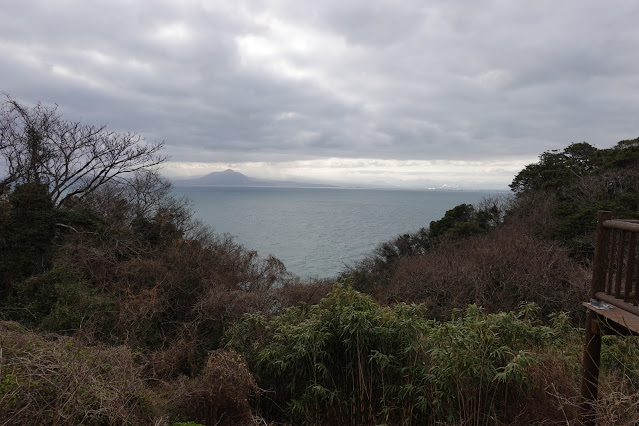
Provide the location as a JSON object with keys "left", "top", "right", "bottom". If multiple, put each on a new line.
{"left": 532, "top": 371, "right": 639, "bottom": 426}
{"left": 508, "top": 348, "right": 581, "bottom": 425}
{"left": 590, "top": 372, "right": 639, "bottom": 426}
{"left": 0, "top": 321, "right": 263, "bottom": 425}
{"left": 0, "top": 321, "right": 158, "bottom": 425}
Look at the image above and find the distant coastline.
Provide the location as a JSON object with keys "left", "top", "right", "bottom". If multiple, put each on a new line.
{"left": 174, "top": 168, "right": 337, "bottom": 188}
{"left": 172, "top": 168, "right": 509, "bottom": 192}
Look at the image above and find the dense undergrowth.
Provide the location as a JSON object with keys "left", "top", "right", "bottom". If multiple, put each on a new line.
{"left": 2, "top": 97, "right": 639, "bottom": 424}
{"left": 226, "top": 285, "right": 580, "bottom": 425}
{"left": 3, "top": 287, "right": 639, "bottom": 425}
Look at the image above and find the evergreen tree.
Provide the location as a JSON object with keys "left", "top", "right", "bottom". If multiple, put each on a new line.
{"left": 0, "top": 183, "right": 56, "bottom": 298}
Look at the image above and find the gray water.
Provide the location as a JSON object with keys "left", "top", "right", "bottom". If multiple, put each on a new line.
{"left": 172, "top": 186, "right": 503, "bottom": 279}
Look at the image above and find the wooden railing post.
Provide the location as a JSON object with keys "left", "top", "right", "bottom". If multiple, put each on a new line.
{"left": 590, "top": 211, "right": 613, "bottom": 299}
{"left": 580, "top": 210, "right": 612, "bottom": 425}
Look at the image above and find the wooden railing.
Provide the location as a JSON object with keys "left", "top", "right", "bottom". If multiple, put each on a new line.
{"left": 581, "top": 211, "right": 639, "bottom": 425}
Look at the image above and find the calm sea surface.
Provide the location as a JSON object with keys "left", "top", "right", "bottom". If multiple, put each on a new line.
{"left": 172, "top": 186, "right": 504, "bottom": 280}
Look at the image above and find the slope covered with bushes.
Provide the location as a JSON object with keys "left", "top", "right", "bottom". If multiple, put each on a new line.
{"left": 226, "top": 284, "right": 580, "bottom": 425}
{"left": 0, "top": 97, "right": 332, "bottom": 424}
{"left": 2, "top": 95, "right": 639, "bottom": 424}
{"left": 344, "top": 139, "right": 639, "bottom": 322}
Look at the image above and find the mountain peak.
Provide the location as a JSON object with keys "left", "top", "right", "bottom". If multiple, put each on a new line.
{"left": 175, "top": 169, "right": 336, "bottom": 188}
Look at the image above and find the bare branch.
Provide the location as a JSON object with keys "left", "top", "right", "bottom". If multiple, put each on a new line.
{"left": 0, "top": 95, "right": 168, "bottom": 207}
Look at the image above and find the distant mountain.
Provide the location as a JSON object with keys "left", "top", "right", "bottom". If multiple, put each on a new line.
{"left": 174, "top": 169, "right": 337, "bottom": 188}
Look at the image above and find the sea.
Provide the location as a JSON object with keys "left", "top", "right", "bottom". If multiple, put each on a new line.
{"left": 172, "top": 186, "right": 506, "bottom": 280}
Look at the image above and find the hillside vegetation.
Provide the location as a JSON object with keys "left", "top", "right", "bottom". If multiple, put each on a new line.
{"left": 1, "top": 97, "right": 639, "bottom": 424}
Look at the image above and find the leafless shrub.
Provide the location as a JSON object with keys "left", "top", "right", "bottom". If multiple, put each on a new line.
{"left": 146, "top": 336, "right": 198, "bottom": 381}
{"left": 62, "top": 219, "right": 298, "bottom": 346}
{"left": 570, "top": 166, "right": 639, "bottom": 206}
{"left": 594, "top": 382, "right": 639, "bottom": 426}
{"left": 384, "top": 222, "right": 590, "bottom": 320}
{"left": 174, "top": 349, "right": 258, "bottom": 426}
{"left": 476, "top": 193, "right": 515, "bottom": 224}
{"left": 543, "top": 371, "right": 639, "bottom": 426}
{"left": 272, "top": 279, "right": 334, "bottom": 310}
{"left": 506, "top": 190, "right": 560, "bottom": 238}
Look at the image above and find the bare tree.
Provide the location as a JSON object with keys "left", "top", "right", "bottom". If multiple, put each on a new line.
{"left": 0, "top": 95, "right": 167, "bottom": 207}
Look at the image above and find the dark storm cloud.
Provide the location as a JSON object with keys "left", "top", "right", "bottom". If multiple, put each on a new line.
{"left": 2, "top": 0, "right": 639, "bottom": 175}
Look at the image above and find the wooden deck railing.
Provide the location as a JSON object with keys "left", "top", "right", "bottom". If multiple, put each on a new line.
{"left": 581, "top": 211, "right": 639, "bottom": 425}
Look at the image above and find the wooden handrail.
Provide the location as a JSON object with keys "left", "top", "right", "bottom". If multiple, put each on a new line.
{"left": 603, "top": 219, "right": 639, "bottom": 232}
{"left": 581, "top": 211, "right": 639, "bottom": 425}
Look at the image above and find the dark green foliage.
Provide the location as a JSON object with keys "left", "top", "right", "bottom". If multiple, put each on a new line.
{"left": 600, "top": 137, "right": 639, "bottom": 170}
{"left": 0, "top": 183, "right": 109, "bottom": 322}
{"left": 9, "top": 263, "right": 114, "bottom": 334}
{"left": 475, "top": 202, "right": 502, "bottom": 229}
{"left": 54, "top": 207, "right": 107, "bottom": 234}
{"left": 131, "top": 208, "right": 184, "bottom": 247}
{"left": 549, "top": 198, "right": 639, "bottom": 249}
{"left": 510, "top": 139, "right": 639, "bottom": 195}
{"left": 509, "top": 142, "right": 598, "bottom": 193}
{"left": 509, "top": 139, "right": 639, "bottom": 257}
{"left": 429, "top": 203, "right": 475, "bottom": 239}
{"left": 226, "top": 284, "right": 577, "bottom": 425}
{"left": 429, "top": 201, "right": 503, "bottom": 242}
{"left": 0, "top": 183, "right": 56, "bottom": 292}
{"left": 386, "top": 227, "right": 431, "bottom": 258}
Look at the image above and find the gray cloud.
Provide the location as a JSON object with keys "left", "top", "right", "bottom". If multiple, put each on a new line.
{"left": 1, "top": 0, "right": 639, "bottom": 185}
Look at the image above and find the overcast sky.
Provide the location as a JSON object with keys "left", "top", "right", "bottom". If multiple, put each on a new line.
{"left": 2, "top": 1, "right": 638, "bottom": 189}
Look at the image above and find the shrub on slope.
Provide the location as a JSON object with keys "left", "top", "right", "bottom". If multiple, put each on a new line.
{"left": 226, "top": 284, "right": 580, "bottom": 425}
{"left": 0, "top": 321, "right": 259, "bottom": 425}
{"left": 384, "top": 222, "right": 589, "bottom": 321}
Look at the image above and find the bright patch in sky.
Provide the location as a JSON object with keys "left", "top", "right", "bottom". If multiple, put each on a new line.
{"left": 151, "top": 22, "right": 192, "bottom": 44}
{"left": 1, "top": 0, "right": 637, "bottom": 189}
{"left": 163, "top": 158, "right": 532, "bottom": 189}
{"left": 51, "top": 64, "right": 103, "bottom": 89}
